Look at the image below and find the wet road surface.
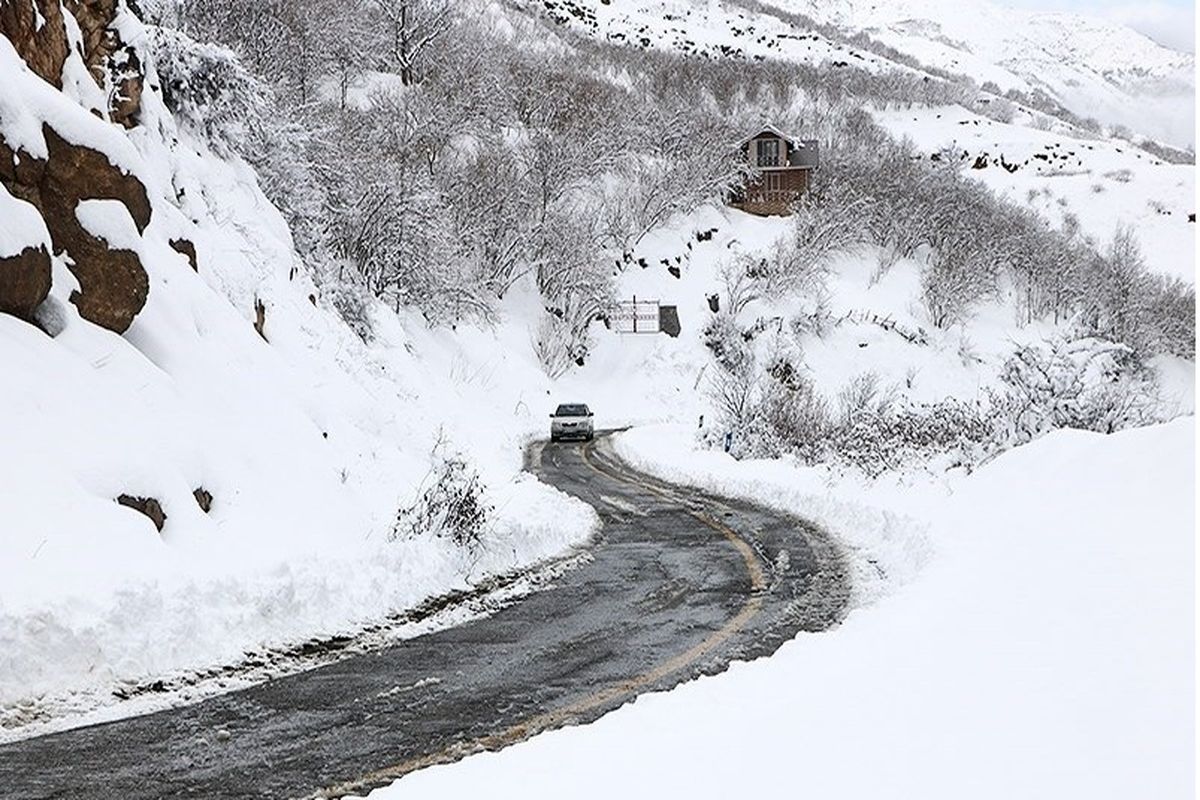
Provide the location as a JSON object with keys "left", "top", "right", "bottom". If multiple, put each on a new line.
{"left": 0, "top": 433, "right": 850, "bottom": 798}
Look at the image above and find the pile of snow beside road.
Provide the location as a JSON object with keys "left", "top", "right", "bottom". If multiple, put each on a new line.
{"left": 371, "top": 418, "right": 1195, "bottom": 799}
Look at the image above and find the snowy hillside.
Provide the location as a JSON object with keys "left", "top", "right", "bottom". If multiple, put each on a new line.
{"left": 780, "top": 0, "right": 1195, "bottom": 148}
{"left": 519, "top": 0, "right": 1194, "bottom": 279}
{"left": 523, "top": 0, "right": 907, "bottom": 71}
{"left": 0, "top": 1, "right": 597, "bottom": 731}
{"left": 528, "top": 0, "right": 1194, "bottom": 148}
{"left": 1, "top": 0, "right": 1192, "bottom": 767}
{"left": 876, "top": 105, "right": 1195, "bottom": 282}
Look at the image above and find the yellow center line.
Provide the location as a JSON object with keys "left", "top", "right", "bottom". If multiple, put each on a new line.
{"left": 309, "top": 440, "right": 768, "bottom": 799}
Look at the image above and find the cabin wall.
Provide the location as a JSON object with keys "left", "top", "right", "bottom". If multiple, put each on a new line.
{"left": 732, "top": 130, "right": 816, "bottom": 216}
{"left": 747, "top": 134, "right": 789, "bottom": 168}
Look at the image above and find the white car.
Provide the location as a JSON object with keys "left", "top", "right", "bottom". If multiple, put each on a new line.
{"left": 549, "top": 403, "right": 594, "bottom": 442}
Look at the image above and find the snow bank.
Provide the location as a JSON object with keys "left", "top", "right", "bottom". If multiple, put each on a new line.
{"left": 370, "top": 419, "right": 1194, "bottom": 799}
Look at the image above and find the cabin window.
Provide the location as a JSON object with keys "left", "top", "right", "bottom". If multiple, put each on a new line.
{"left": 756, "top": 138, "right": 781, "bottom": 167}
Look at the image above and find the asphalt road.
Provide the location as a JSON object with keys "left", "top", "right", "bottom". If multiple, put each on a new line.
{"left": 0, "top": 433, "right": 850, "bottom": 799}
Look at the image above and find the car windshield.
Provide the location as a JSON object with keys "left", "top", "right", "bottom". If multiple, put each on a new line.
{"left": 555, "top": 404, "right": 589, "bottom": 417}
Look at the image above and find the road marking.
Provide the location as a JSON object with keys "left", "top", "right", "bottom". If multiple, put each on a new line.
{"left": 308, "top": 438, "right": 768, "bottom": 799}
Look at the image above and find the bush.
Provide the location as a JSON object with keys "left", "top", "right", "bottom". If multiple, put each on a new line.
{"left": 827, "top": 397, "right": 993, "bottom": 477}
{"left": 392, "top": 450, "right": 491, "bottom": 550}
{"left": 322, "top": 277, "right": 374, "bottom": 343}
{"left": 703, "top": 314, "right": 753, "bottom": 375}
{"left": 991, "top": 337, "right": 1161, "bottom": 446}
{"left": 752, "top": 366, "right": 830, "bottom": 460}
{"left": 147, "top": 25, "right": 267, "bottom": 153}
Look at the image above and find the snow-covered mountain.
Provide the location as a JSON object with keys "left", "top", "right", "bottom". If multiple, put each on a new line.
{"left": 531, "top": 0, "right": 1194, "bottom": 148}
{"left": 776, "top": 0, "right": 1196, "bottom": 148}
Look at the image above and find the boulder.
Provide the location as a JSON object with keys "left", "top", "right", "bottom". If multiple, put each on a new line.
{"left": 41, "top": 126, "right": 151, "bottom": 332}
{"left": 254, "top": 298, "right": 267, "bottom": 341}
{"left": 0, "top": 245, "right": 53, "bottom": 322}
{"left": 169, "top": 238, "right": 198, "bottom": 271}
{"left": 192, "top": 487, "right": 213, "bottom": 513}
{"left": 0, "top": 125, "right": 152, "bottom": 332}
{"left": 0, "top": 0, "right": 69, "bottom": 88}
{"left": 41, "top": 125, "right": 150, "bottom": 232}
{"left": 116, "top": 494, "right": 167, "bottom": 532}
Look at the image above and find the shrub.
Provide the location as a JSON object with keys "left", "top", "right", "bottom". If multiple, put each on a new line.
{"left": 147, "top": 25, "right": 267, "bottom": 153}
{"left": 991, "top": 337, "right": 1161, "bottom": 446}
{"left": 393, "top": 450, "right": 491, "bottom": 550}
{"left": 703, "top": 314, "right": 753, "bottom": 375}
{"left": 323, "top": 277, "right": 374, "bottom": 343}
{"left": 827, "top": 397, "right": 993, "bottom": 477}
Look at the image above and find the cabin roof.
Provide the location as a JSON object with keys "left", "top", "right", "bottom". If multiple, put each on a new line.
{"left": 737, "top": 123, "right": 802, "bottom": 147}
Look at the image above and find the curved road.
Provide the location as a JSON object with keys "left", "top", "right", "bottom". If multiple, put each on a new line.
{"left": 0, "top": 434, "right": 850, "bottom": 799}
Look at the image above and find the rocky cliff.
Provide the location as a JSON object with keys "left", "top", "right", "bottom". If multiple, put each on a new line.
{"left": 0, "top": 0, "right": 152, "bottom": 332}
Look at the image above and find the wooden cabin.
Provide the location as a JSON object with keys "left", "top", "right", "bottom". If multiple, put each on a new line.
{"left": 728, "top": 124, "right": 819, "bottom": 216}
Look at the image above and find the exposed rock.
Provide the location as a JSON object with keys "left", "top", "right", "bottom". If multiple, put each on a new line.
{"left": 0, "top": 245, "right": 53, "bottom": 322}
{"left": 0, "top": 134, "right": 46, "bottom": 209}
{"left": 42, "top": 126, "right": 151, "bottom": 231}
{"left": 0, "top": 242, "right": 54, "bottom": 323}
{"left": 193, "top": 487, "right": 213, "bottom": 513}
{"left": 107, "top": 44, "right": 144, "bottom": 128}
{"left": 0, "top": 0, "right": 70, "bottom": 88}
{"left": 0, "top": 125, "right": 152, "bottom": 332}
{"left": 1, "top": 1, "right": 142, "bottom": 125}
{"left": 254, "top": 298, "right": 267, "bottom": 341}
{"left": 116, "top": 493, "right": 166, "bottom": 532}
{"left": 63, "top": 0, "right": 119, "bottom": 82}
{"left": 170, "top": 238, "right": 198, "bottom": 271}
{"left": 41, "top": 126, "right": 151, "bottom": 331}
{"left": 64, "top": 0, "right": 144, "bottom": 126}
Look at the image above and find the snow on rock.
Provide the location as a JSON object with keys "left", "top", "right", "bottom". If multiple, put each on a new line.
{"left": 0, "top": 185, "right": 53, "bottom": 320}
{"left": 368, "top": 418, "right": 1195, "bottom": 800}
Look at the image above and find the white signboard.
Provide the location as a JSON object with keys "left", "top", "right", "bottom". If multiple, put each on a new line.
{"left": 613, "top": 299, "right": 660, "bottom": 334}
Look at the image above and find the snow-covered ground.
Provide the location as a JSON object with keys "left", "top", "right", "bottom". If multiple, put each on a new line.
{"left": 526, "top": 0, "right": 1194, "bottom": 148}
{"left": 2, "top": 0, "right": 1193, "bottom": 756}
{"left": 0, "top": 30, "right": 598, "bottom": 729}
{"left": 364, "top": 417, "right": 1195, "bottom": 799}
{"left": 781, "top": 0, "right": 1195, "bottom": 148}
{"left": 876, "top": 105, "right": 1195, "bottom": 283}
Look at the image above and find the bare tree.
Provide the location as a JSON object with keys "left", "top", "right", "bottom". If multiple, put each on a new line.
{"left": 368, "top": 0, "right": 452, "bottom": 85}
